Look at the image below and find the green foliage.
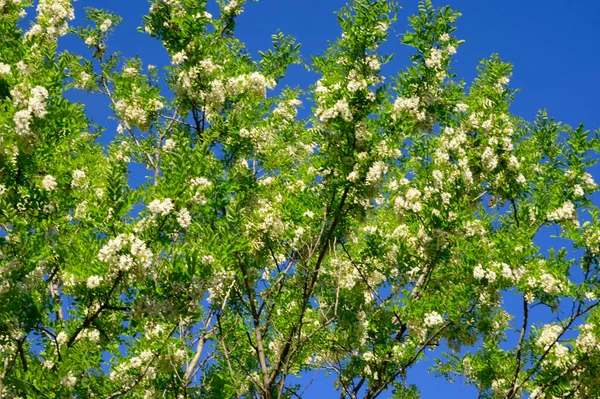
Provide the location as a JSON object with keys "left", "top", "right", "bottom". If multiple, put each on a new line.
{"left": 1, "top": 0, "right": 600, "bottom": 398}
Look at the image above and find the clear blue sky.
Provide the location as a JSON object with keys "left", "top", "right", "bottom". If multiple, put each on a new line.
{"left": 54, "top": 0, "right": 600, "bottom": 397}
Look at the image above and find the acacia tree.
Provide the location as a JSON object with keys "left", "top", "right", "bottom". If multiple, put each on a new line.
{"left": 1, "top": 0, "right": 600, "bottom": 397}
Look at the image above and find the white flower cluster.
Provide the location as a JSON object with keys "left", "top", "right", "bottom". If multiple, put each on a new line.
{"left": 110, "top": 350, "right": 155, "bottom": 384}
{"left": 395, "top": 187, "right": 422, "bottom": 213}
{"left": 162, "top": 138, "right": 176, "bottom": 152}
{"left": 425, "top": 48, "right": 444, "bottom": 69}
{"left": 423, "top": 311, "right": 444, "bottom": 328}
{"left": 176, "top": 208, "right": 192, "bottom": 228}
{"left": 33, "top": 0, "right": 75, "bottom": 38}
{"left": 79, "top": 328, "right": 100, "bottom": 342}
{"left": 582, "top": 172, "right": 596, "bottom": 189}
{"left": 98, "top": 233, "right": 153, "bottom": 273}
{"left": 317, "top": 98, "right": 352, "bottom": 123}
{"left": 391, "top": 96, "right": 422, "bottom": 121}
{"left": 547, "top": 201, "right": 577, "bottom": 222}
{"left": 273, "top": 99, "right": 302, "bottom": 121}
{"left": 207, "top": 268, "right": 235, "bottom": 304}
{"left": 200, "top": 72, "right": 275, "bottom": 116}
{"left": 147, "top": 198, "right": 174, "bottom": 216}
{"left": 171, "top": 51, "right": 187, "bottom": 65}
{"left": 346, "top": 69, "right": 368, "bottom": 93}
{"left": 41, "top": 175, "right": 57, "bottom": 191}
{"left": 481, "top": 147, "right": 498, "bottom": 171}
{"left": 365, "top": 161, "right": 388, "bottom": 185}
{"left": 11, "top": 85, "right": 49, "bottom": 135}
{"left": 190, "top": 177, "right": 211, "bottom": 204}
{"left": 99, "top": 18, "right": 112, "bottom": 32}
{"left": 473, "top": 264, "right": 496, "bottom": 282}
{"left": 74, "top": 201, "right": 88, "bottom": 219}
{"left": 223, "top": 0, "right": 242, "bottom": 15}
{"left": 61, "top": 372, "right": 76, "bottom": 388}
{"left": 86, "top": 275, "right": 103, "bottom": 289}
{"left": 255, "top": 199, "right": 285, "bottom": 236}
{"left": 71, "top": 169, "right": 86, "bottom": 188}
{"left": 0, "top": 62, "right": 10, "bottom": 77}
{"left": 536, "top": 324, "right": 562, "bottom": 351}
{"left": 576, "top": 324, "right": 599, "bottom": 354}
{"left": 114, "top": 90, "right": 162, "bottom": 131}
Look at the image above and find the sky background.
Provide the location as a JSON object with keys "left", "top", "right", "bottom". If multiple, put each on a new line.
{"left": 47, "top": 0, "right": 600, "bottom": 397}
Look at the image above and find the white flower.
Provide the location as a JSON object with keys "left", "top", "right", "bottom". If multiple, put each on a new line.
{"left": 537, "top": 324, "right": 562, "bottom": 350}
{"left": 0, "top": 62, "right": 10, "bottom": 77}
{"left": 85, "top": 36, "right": 96, "bottom": 46}
{"left": 190, "top": 177, "right": 211, "bottom": 189}
{"left": 42, "top": 175, "right": 57, "bottom": 191}
{"left": 425, "top": 48, "right": 444, "bottom": 69}
{"left": 424, "top": 311, "right": 444, "bottom": 328}
{"left": 481, "top": 147, "right": 497, "bottom": 171}
{"left": 392, "top": 96, "right": 420, "bottom": 119}
{"left": 547, "top": 201, "right": 577, "bottom": 222}
{"left": 171, "top": 51, "right": 187, "bottom": 65}
{"left": 56, "top": 331, "right": 68, "bottom": 346}
{"left": 455, "top": 103, "right": 468, "bottom": 113}
{"left": 71, "top": 169, "right": 86, "bottom": 188}
{"left": 473, "top": 264, "right": 486, "bottom": 279}
{"left": 13, "top": 109, "right": 32, "bottom": 135}
{"left": 162, "top": 138, "right": 176, "bottom": 152}
{"left": 74, "top": 201, "right": 88, "bottom": 219}
{"left": 42, "top": 360, "right": 54, "bottom": 369}
{"left": 0, "top": 184, "right": 6, "bottom": 197}
{"left": 176, "top": 208, "right": 192, "bottom": 228}
{"left": 61, "top": 372, "right": 77, "bottom": 388}
{"left": 86, "top": 275, "right": 103, "bottom": 289}
{"left": 202, "top": 255, "right": 215, "bottom": 265}
{"left": 303, "top": 210, "right": 314, "bottom": 219}
{"left": 99, "top": 19, "right": 112, "bottom": 32}
{"left": 148, "top": 198, "right": 174, "bottom": 216}
{"left": 366, "top": 161, "right": 388, "bottom": 185}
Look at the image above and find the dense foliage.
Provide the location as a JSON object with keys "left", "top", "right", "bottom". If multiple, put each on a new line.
{"left": 1, "top": 0, "right": 600, "bottom": 397}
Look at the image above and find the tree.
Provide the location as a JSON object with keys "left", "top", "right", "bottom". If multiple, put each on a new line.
{"left": 1, "top": 0, "right": 599, "bottom": 397}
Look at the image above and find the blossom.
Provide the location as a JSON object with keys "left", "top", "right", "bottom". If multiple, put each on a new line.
{"left": 171, "top": 51, "right": 187, "bottom": 65}
{"left": 202, "top": 255, "right": 215, "bottom": 265}
{"left": 537, "top": 324, "right": 562, "bottom": 350}
{"left": 61, "top": 372, "right": 77, "bottom": 387}
{"left": 481, "top": 147, "right": 498, "bottom": 171}
{"left": 162, "top": 138, "right": 176, "bottom": 152}
{"left": 547, "top": 201, "right": 576, "bottom": 222}
{"left": 98, "top": 233, "right": 153, "bottom": 272}
{"left": 13, "top": 109, "right": 32, "bottom": 135}
{"left": 42, "top": 175, "right": 57, "bottom": 191}
{"left": 148, "top": 198, "right": 174, "bottom": 216}
{"left": 71, "top": 169, "right": 86, "bottom": 188}
{"left": 56, "top": 331, "right": 68, "bottom": 346}
{"left": 0, "top": 62, "right": 10, "bottom": 77}
{"left": 424, "top": 311, "right": 444, "bottom": 328}
{"left": 366, "top": 161, "right": 388, "bottom": 185}
{"left": 455, "top": 103, "right": 468, "bottom": 113}
{"left": 425, "top": 48, "right": 444, "bottom": 69}
{"left": 392, "top": 96, "right": 420, "bottom": 119}
{"left": 176, "top": 208, "right": 192, "bottom": 228}
{"left": 86, "top": 275, "right": 103, "bottom": 289}
{"left": 99, "top": 19, "right": 112, "bottom": 32}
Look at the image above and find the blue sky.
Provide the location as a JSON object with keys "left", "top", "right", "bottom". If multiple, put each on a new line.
{"left": 52, "top": 0, "right": 600, "bottom": 397}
